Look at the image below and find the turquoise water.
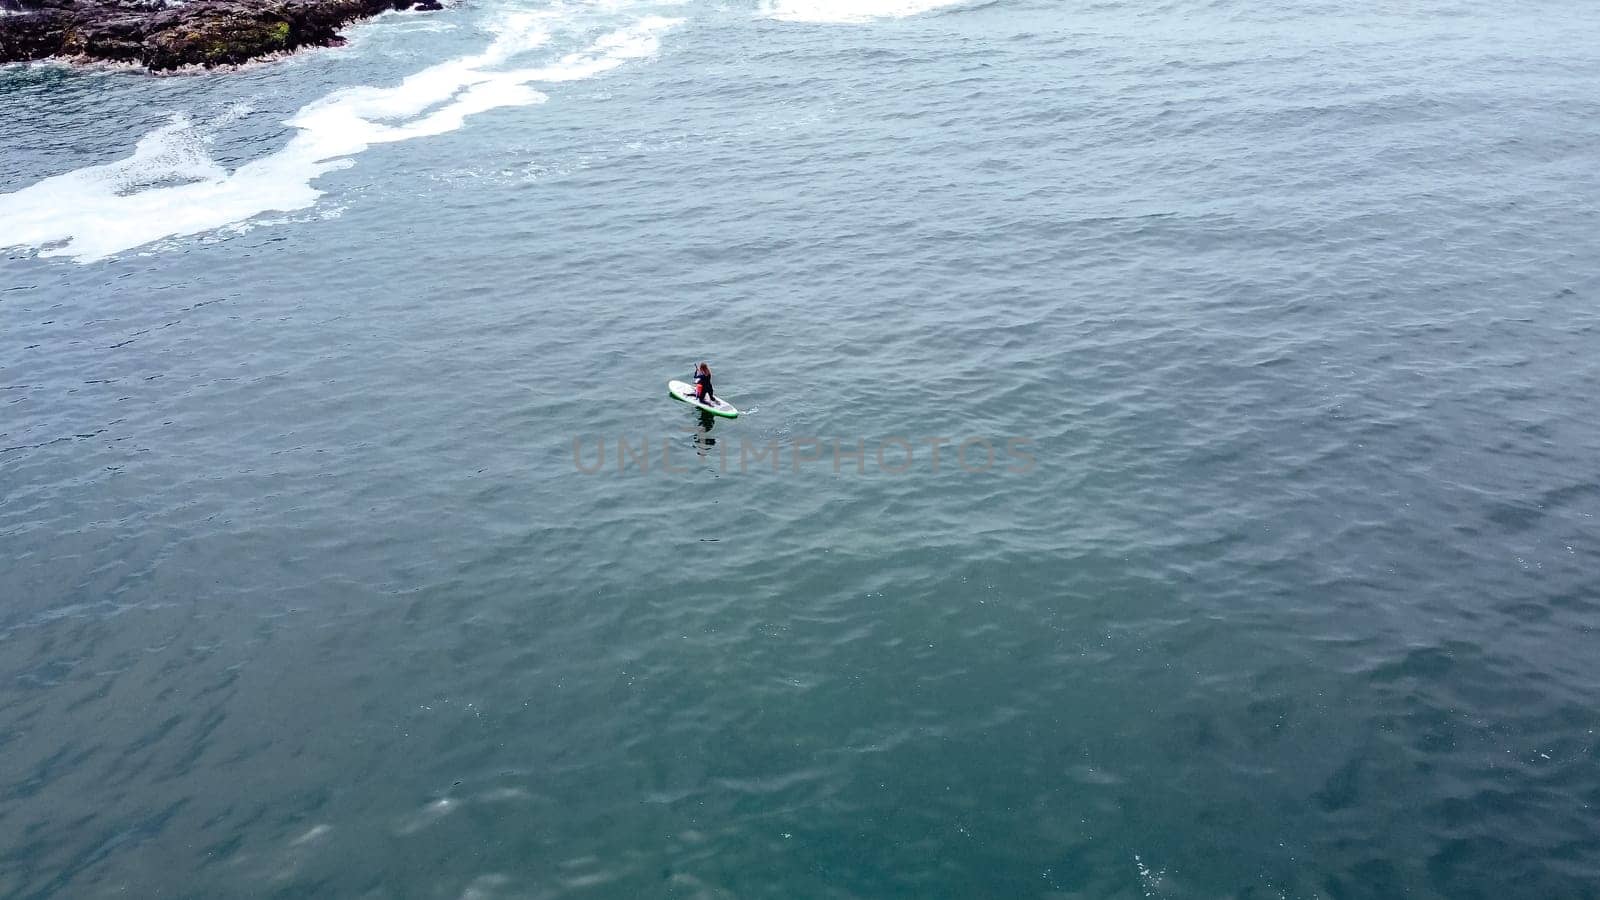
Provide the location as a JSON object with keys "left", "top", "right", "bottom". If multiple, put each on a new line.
{"left": 4, "top": 0, "right": 1600, "bottom": 896}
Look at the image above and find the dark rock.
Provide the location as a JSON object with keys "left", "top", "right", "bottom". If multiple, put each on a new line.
{"left": 0, "top": 0, "right": 442, "bottom": 70}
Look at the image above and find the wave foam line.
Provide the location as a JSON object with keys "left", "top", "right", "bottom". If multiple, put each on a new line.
{"left": 760, "top": 0, "right": 967, "bottom": 23}
{"left": 0, "top": 13, "right": 680, "bottom": 263}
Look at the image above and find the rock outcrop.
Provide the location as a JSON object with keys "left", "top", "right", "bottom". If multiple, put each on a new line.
{"left": 0, "top": 0, "right": 442, "bottom": 71}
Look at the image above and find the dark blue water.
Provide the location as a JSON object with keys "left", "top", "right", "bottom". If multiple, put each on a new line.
{"left": 3, "top": 1, "right": 1600, "bottom": 896}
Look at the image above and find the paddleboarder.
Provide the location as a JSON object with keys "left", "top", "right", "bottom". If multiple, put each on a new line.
{"left": 692, "top": 362, "right": 716, "bottom": 405}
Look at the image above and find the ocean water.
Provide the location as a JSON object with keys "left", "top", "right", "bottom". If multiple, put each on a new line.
{"left": 3, "top": 0, "right": 1600, "bottom": 896}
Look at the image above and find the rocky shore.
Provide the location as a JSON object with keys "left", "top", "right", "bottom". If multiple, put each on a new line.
{"left": 0, "top": 0, "right": 441, "bottom": 71}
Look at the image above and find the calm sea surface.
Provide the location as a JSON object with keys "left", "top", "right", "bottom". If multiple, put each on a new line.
{"left": 3, "top": 1, "right": 1600, "bottom": 896}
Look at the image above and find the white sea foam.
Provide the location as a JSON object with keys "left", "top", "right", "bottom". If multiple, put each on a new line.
{"left": 759, "top": 0, "right": 966, "bottom": 23}
{"left": 0, "top": 12, "right": 679, "bottom": 262}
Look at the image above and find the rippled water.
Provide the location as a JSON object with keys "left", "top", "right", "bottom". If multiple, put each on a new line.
{"left": 3, "top": 0, "right": 1600, "bottom": 897}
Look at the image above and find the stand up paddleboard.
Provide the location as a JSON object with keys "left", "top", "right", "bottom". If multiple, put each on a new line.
{"left": 668, "top": 379, "right": 739, "bottom": 418}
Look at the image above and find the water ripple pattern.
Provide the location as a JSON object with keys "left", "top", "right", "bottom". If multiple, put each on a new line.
{"left": 2, "top": 0, "right": 1600, "bottom": 897}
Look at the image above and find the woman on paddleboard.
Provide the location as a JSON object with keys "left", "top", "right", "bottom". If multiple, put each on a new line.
{"left": 693, "top": 362, "right": 716, "bottom": 405}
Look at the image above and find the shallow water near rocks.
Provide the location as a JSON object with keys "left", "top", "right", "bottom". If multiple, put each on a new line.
{"left": 2, "top": 1, "right": 1600, "bottom": 897}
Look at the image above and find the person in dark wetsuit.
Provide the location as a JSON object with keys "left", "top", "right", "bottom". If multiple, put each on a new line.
{"left": 692, "top": 362, "right": 716, "bottom": 405}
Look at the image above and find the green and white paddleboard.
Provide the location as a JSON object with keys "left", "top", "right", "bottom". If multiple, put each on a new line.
{"left": 668, "top": 379, "right": 739, "bottom": 418}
